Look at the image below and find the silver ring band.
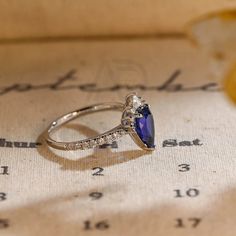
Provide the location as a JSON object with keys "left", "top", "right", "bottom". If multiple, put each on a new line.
{"left": 45, "top": 93, "right": 155, "bottom": 151}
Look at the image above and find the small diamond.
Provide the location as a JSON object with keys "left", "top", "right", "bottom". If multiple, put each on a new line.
{"left": 114, "top": 132, "right": 120, "bottom": 138}
{"left": 119, "top": 130, "right": 126, "bottom": 136}
{"left": 81, "top": 142, "right": 89, "bottom": 149}
{"left": 132, "top": 95, "right": 142, "bottom": 109}
{"left": 104, "top": 135, "right": 113, "bottom": 143}
{"left": 130, "top": 122, "right": 135, "bottom": 128}
{"left": 75, "top": 143, "right": 82, "bottom": 149}
{"left": 122, "top": 119, "right": 130, "bottom": 126}
{"left": 94, "top": 139, "right": 100, "bottom": 145}
{"left": 130, "top": 108, "right": 136, "bottom": 113}
{"left": 126, "top": 94, "right": 142, "bottom": 108}
{"left": 98, "top": 137, "right": 104, "bottom": 145}
{"left": 103, "top": 136, "right": 108, "bottom": 143}
{"left": 89, "top": 140, "right": 96, "bottom": 147}
{"left": 123, "top": 109, "right": 133, "bottom": 118}
{"left": 68, "top": 143, "right": 76, "bottom": 150}
{"left": 111, "top": 132, "right": 118, "bottom": 139}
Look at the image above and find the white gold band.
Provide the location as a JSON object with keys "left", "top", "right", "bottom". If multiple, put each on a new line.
{"left": 45, "top": 103, "right": 127, "bottom": 151}
{"left": 44, "top": 93, "right": 155, "bottom": 151}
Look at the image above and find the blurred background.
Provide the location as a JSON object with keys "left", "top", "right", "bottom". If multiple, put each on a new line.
{"left": 0, "top": 0, "right": 235, "bottom": 103}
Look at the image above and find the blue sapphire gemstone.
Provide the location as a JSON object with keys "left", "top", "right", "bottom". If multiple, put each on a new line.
{"left": 134, "top": 105, "right": 155, "bottom": 148}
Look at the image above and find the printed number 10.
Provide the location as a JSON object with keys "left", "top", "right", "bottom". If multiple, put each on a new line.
{"left": 174, "top": 189, "right": 199, "bottom": 198}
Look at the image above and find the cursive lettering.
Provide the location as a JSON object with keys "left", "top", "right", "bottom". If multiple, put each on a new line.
{"left": 0, "top": 69, "right": 221, "bottom": 97}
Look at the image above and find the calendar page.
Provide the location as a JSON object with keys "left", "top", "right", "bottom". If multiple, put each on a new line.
{"left": 0, "top": 38, "right": 235, "bottom": 236}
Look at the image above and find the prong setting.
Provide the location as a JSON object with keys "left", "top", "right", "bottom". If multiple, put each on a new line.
{"left": 46, "top": 93, "right": 154, "bottom": 151}
{"left": 122, "top": 93, "right": 155, "bottom": 151}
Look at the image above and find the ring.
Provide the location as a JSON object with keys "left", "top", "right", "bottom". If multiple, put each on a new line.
{"left": 45, "top": 93, "right": 155, "bottom": 151}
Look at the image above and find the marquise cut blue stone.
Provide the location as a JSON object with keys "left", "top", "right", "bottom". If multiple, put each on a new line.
{"left": 134, "top": 105, "right": 155, "bottom": 148}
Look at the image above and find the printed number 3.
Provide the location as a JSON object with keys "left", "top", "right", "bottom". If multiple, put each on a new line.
{"left": 0, "top": 193, "right": 6, "bottom": 201}
{"left": 178, "top": 164, "right": 190, "bottom": 172}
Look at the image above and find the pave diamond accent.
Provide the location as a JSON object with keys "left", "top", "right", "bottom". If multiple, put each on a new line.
{"left": 66, "top": 129, "right": 127, "bottom": 150}
{"left": 81, "top": 142, "right": 89, "bottom": 149}
{"left": 89, "top": 140, "right": 96, "bottom": 148}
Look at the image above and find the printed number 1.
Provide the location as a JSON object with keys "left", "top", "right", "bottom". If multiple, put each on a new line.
{"left": 0, "top": 166, "right": 9, "bottom": 175}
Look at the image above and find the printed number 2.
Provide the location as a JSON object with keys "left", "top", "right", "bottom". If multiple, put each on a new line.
{"left": 175, "top": 218, "right": 201, "bottom": 228}
{"left": 92, "top": 167, "right": 104, "bottom": 176}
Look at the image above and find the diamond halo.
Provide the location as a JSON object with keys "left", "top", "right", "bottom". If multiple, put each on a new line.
{"left": 121, "top": 93, "right": 155, "bottom": 151}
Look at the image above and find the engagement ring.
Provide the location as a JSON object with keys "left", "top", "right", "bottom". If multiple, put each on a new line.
{"left": 45, "top": 93, "right": 155, "bottom": 151}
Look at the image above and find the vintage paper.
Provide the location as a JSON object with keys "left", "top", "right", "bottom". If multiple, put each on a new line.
{"left": 0, "top": 1, "right": 236, "bottom": 39}
{"left": 0, "top": 38, "right": 235, "bottom": 236}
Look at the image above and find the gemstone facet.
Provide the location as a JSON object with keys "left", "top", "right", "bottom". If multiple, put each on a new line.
{"left": 134, "top": 105, "right": 155, "bottom": 148}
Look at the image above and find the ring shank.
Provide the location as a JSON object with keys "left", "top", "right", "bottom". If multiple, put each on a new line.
{"left": 45, "top": 103, "right": 125, "bottom": 150}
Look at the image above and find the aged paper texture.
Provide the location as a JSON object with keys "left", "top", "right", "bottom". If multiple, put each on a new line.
{"left": 0, "top": 39, "right": 235, "bottom": 235}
